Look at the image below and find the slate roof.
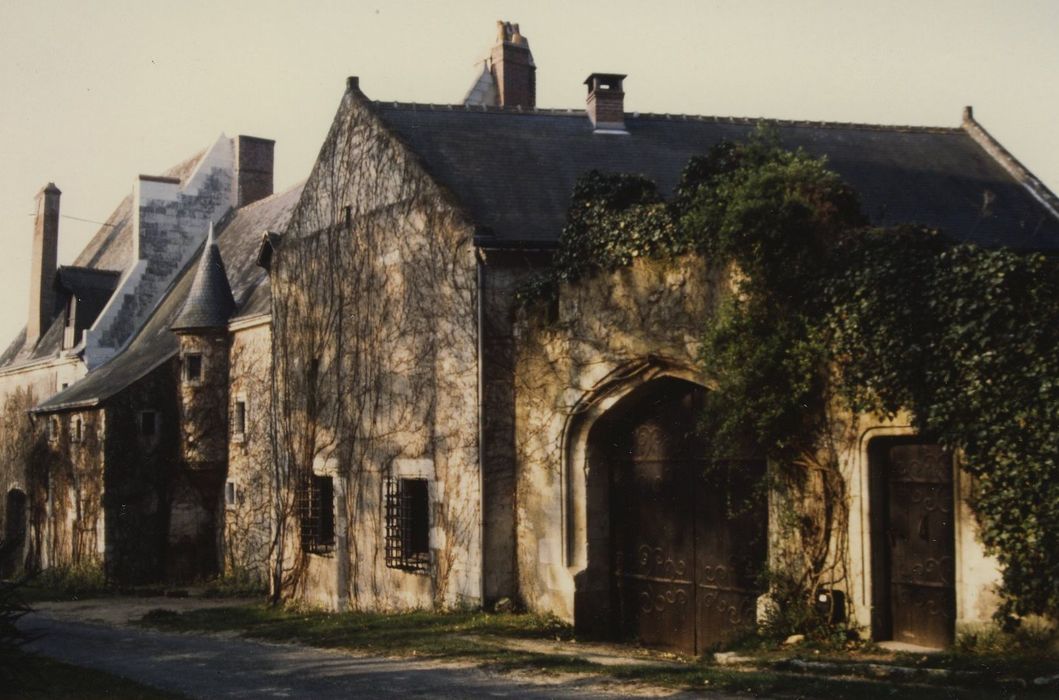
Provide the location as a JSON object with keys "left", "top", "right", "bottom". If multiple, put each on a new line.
{"left": 34, "top": 182, "right": 303, "bottom": 412}
{"left": 463, "top": 64, "right": 499, "bottom": 107}
{"left": 370, "top": 104, "right": 1059, "bottom": 250}
{"left": 170, "top": 224, "right": 237, "bottom": 331}
{"left": 0, "top": 152, "right": 204, "bottom": 370}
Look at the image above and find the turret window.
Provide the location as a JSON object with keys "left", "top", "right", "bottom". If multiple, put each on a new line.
{"left": 232, "top": 398, "right": 247, "bottom": 440}
{"left": 184, "top": 353, "right": 203, "bottom": 383}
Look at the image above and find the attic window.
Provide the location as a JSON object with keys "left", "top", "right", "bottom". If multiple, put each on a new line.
{"left": 385, "top": 477, "right": 430, "bottom": 573}
{"left": 184, "top": 353, "right": 203, "bottom": 383}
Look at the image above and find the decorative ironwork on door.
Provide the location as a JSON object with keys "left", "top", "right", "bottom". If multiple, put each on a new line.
{"left": 871, "top": 440, "right": 956, "bottom": 648}
{"left": 609, "top": 379, "right": 766, "bottom": 655}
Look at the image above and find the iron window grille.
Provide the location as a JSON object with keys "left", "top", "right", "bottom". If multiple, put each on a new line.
{"left": 385, "top": 477, "right": 430, "bottom": 573}
{"left": 298, "top": 474, "right": 335, "bottom": 553}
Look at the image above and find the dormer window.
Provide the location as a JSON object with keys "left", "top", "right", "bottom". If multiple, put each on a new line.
{"left": 184, "top": 353, "right": 203, "bottom": 383}
{"left": 62, "top": 297, "right": 78, "bottom": 349}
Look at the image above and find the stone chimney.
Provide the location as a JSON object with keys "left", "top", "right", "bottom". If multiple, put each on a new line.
{"left": 585, "top": 73, "right": 627, "bottom": 132}
{"left": 28, "top": 183, "right": 61, "bottom": 344}
{"left": 234, "top": 135, "right": 275, "bottom": 207}
{"left": 490, "top": 21, "right": 536, "bottom": 108}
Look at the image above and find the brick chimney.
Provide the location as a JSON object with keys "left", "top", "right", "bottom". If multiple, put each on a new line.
{"left": 490, "top": 21, "right": 536, "bottom": 108}
{"left": 234, "top": 135, "right": 275, "bottom": 207}
{"left": 28, "top": 183, "right": 60, "bottom": 344}
{"left": 585, "top": 73, "right": 627, "bottom": 132}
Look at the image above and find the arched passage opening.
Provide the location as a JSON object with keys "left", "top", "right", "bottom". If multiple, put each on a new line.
{"left": 574, "top": 376, "right": 767, "bottom": 654}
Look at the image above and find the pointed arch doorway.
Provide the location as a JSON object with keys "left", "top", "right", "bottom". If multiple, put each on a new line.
{"left": 577, "top": 377, "right": 767, "bottom": 654}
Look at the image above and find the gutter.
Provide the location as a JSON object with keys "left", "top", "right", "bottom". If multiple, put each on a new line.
{"left": 0, "top": 354, "right": 80, "bottom": 380}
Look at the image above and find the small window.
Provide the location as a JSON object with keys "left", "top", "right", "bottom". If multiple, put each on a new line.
{"left": 232, "top": 400, "right": 246, "bottom": 438}
{"left": 225, "top": 481, "right": 237, "bottom": 507}
{"left": 140, "top": 410, "right": 158, "bottom": 437}
{"left": 385, "top": 478, "right": 430, "bottom": 572}
{"left": 47, "top": 416, "right": 60, "bottom": 442}
{"left": 298, "top": 475, "right": 334, "bottom": 553}
{"left": 71, "top": 417, "right": 83, "bottom": 443}
{"left": 184, "top": 353, "right": 203, "bottom": 382}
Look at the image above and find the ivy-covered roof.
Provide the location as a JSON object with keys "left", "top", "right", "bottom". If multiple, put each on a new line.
{"left": 371, "top": 103, "right": 1059, "bottom": 250}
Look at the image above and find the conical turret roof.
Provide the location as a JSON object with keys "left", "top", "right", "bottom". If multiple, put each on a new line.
{"left": 171, "top": 223, "right": 236, "bottom": 332}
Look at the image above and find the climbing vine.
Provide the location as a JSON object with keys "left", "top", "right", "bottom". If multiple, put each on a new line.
{"left": 527, "top": 126, "right": 1059, "bottom": 627}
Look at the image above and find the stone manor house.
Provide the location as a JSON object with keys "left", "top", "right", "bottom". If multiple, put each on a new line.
{"left": 2, "top": 22, "right": 1058, "bottom": 653}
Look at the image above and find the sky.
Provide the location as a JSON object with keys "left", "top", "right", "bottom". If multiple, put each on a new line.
{"left": 0, "top": 0, "right": 1057, "bottom": 345}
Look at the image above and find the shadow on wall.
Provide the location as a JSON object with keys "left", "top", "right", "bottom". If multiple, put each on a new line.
{"left": 1, "top": 489, "right": 27, "bottom": 578}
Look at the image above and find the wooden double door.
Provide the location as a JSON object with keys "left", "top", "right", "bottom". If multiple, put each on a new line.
{"left": 609, "top": 380, "right": 766, "bottom": 654}
{"left": 870, "top": 439, "right": 956, "bottom": 648}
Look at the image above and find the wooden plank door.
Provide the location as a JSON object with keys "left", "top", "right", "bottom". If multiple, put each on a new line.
{"left": 884, "top": 443, "right": 956, "bottom": 648}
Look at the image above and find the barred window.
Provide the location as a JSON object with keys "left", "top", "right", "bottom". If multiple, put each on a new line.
{"left": 298, "top": 474, "right": 334, "bottom": 553}
{"left": 385, "top": 478, "right": 430, "bottom": 572}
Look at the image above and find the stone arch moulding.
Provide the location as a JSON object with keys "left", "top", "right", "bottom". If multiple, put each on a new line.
{"left": 853, "top": 424, "right": 916, "bottom": 623}
{"left": 560, "top": 355, "right": 713, "bottom": 571}
{"left": 853, "top": 423, "right": 966, "bottom": 640}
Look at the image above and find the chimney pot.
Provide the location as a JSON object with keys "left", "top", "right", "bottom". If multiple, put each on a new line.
{"left": 585, "top": 73, "right": 628, "bottom": 132}
{"left": 490, "top": 20, "right": 536, "bottom": 108}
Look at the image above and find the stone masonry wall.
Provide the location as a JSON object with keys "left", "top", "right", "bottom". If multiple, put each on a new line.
{"left": 224, "top": 321, "right": 274, "bottom": 583}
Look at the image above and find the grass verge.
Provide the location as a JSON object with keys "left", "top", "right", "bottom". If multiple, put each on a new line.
{"left": 137, "top": 604, "right": 1059, "bottom": 698}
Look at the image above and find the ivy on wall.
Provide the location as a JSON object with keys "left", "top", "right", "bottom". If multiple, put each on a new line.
{"left": 525, "top": 126, "right": 1059, "bottom": 625}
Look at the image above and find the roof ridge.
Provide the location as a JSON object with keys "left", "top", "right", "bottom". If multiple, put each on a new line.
{"left": 373, "top": 100, "right": 961, "bottom": 133}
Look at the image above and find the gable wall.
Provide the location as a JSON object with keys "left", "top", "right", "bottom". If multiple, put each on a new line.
{"left": 223, "top": 319, "right": 274, "bottom": 584}
{"left": 271, "top": 93, "right": 481, "bottom": 609}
